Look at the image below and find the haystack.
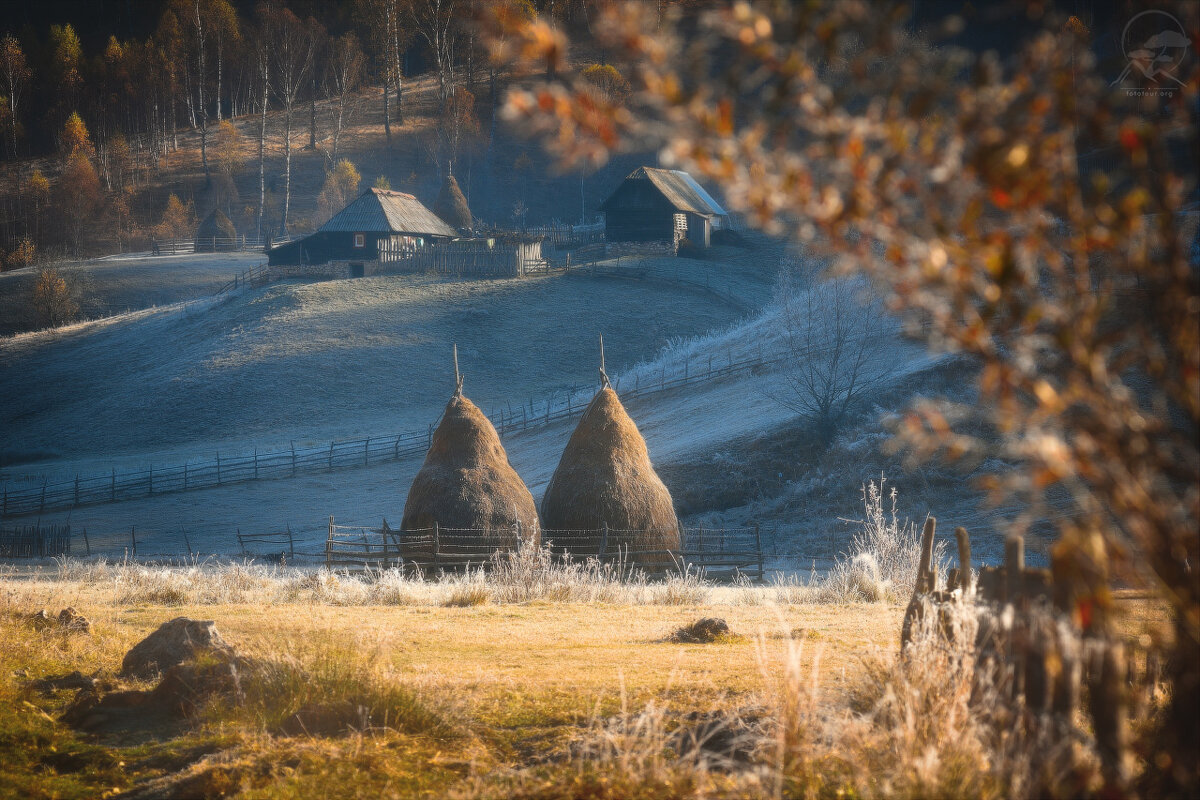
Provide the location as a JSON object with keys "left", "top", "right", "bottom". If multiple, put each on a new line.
{"left": 540, "top": 386, "right": 680, "bottom": 566}
{"left": 194, "top": 208, "right": 237, "bottom": 251}
{"left": 434, "top": 174, "right": 472, "bottom": 231}
{"left": 401, "top": 383, "right": 539, "bottom": 566}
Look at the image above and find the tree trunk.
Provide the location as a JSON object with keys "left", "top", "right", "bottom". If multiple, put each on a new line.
{"left": 257, "top": 77, "right": 267, "bottom": 241}
{"left": 382, "top": 72, "right": 391, "bottom": 146}
{"left": 282, "top": 104, "right": 292, "bottom": 234}
{"left": 309, "top": 75, "right": 317, "bottom": 149}
{"left": 215, "top": 38, "right": 223, "bottom": 121}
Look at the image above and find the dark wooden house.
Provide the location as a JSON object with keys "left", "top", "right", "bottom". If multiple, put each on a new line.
{"left": 267, "top": 188, "right": 457, "bottom": 269}
{"left": 598, "top": 167, "right": 728, "bottom": 247}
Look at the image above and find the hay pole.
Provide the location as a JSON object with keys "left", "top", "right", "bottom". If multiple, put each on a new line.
{"left": 599, "top": 333, "right": 610, "bottom": 388}
{"left": 453, "top": 343, "right": 464, "bottom": 396}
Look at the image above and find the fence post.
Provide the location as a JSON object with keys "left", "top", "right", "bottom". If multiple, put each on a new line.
{"left": 183, "top": 529, "right": 192, "bottom": 557}
{"left": 237, "top": 528, "right": 244, "bottom": 553}
{"left": 600, "top": 523, "right": 609, "bottom": 562}
{"left": 326, "top": 515, "right": 334, "bottom": 567}
{"left": 433, "top": 522, "right": 440, "bottom": 571}
{"left": 130, "top": 527, "right": 137, "bottom": 558}
{"left": 83, "top": 527, "right": 90, "bottom": 556}
{"left": 287, "top": 523, "right": 295, "bottom": 557}
{"left": 754, "top": 524, "right": 763, "bottom": 580}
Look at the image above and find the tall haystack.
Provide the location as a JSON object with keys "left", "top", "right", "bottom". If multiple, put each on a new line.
{"left": 540, "top": 386, "right": 680, "bottom": 566}
{"left": 401, "top": 373, "right": 539, "bottom": 565}
{"left": 434, "top": 174, "right": 472, "bottom": 231}
{"left": 195, "top": 208, "right": 237, "bottom": 251}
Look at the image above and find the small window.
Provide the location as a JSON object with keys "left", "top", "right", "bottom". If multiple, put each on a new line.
{"left": 353, "top": 233, "right": 365, "bottom": 248}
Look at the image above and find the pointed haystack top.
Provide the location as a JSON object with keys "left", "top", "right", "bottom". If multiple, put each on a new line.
{"left": 434, "top": 173, "right": 472, "bottom": 231}
{"left": 540, "top": 387, "right": 679, "bottom": 564}
{"left": 401, "top": 391, "right": 539, "bottom": 540}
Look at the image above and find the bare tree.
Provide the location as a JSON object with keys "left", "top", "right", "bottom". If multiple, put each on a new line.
{"left": 326, "top": 32, "right": 365, "bottom": 165}
{"left": 773, "top": 274, "right": 896, "bottom": 446}
{"left": 249, "top": 5, "right": 272, "bottom": 240}
{"left": 266, "top": 6, "right": 317, "bottom": 234}
{"left": 409, "top": 0, "right": 458, "bottom": 102}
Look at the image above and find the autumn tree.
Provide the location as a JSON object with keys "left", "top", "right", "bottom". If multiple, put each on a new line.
{"left": 155, "top": 193, "right": 195, "bottom": 240}
{"left": 316, "top": 158, "right": 361, "bottom": 224}
{"left": 55, "top": 151, "right": 101, "bottom": 256}
{"left": 31, "top": 267, "right": 79, "bottom": 327}
{"left": 26, "top": 169, "right": 49, "bottom": 243}
{"left": 0, "top": 34, "right": 30, "bottom": 161}
{"left": 212, "top": 119, "right": 242, "bottom": 213}
{"left": 60, "top": 111, "right": 93, "bottom": 160}
{"left": 488, "top": 2, "right": 1200, "bottom": 794}
{"left": 48, "top": 24, "right": 83, "bottom": 130}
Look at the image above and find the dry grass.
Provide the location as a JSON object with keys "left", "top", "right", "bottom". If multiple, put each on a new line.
{"left": 0, "top": 484, "right": 1168, "bottom": 799}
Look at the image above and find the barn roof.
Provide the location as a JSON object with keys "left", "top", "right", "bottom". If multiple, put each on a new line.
{"left": 600, "top": 167, "right": 728, "bottom": 217}
{"left": 318, "top": 188, "right": 457, "bottom": 237}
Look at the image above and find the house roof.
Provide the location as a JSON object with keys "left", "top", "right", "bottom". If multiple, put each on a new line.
{"left": 600, "top": 167, "right": 728, "bottom": 217}
{"left": 318, "top": 188, "right": 458, "bottom": 237}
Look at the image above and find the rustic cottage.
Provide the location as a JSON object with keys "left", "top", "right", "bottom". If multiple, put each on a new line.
{"left": 266, "top": 188, "right": 457, "bottom": 271}
{"left": 598, "top": 167, "right": 728, "bottom": 249}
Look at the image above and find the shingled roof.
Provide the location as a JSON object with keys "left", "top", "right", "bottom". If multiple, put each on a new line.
{"left": 600, "top": 167, "right": 728, "bottom": 217}
{"left": 319, "top": 188, "right": 457, "bottom": 237}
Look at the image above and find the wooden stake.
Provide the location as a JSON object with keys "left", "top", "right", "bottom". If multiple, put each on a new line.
{"left": 599, "top": 333, "right": 610, "bottom": 388}
{"left": 453, "top": 343, "right": 463, "bottom": 395}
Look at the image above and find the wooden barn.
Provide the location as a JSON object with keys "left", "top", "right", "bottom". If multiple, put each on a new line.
{"left": 266, "top": 188, "right": 457, "bottom": 269}
{"left": 598, "top": 167, "right": 728, "bottom": 248}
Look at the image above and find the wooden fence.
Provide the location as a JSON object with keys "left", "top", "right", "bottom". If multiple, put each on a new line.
{"left": 2, "top": 347, "right": 784, "bottom": 519}
{"left": 150, "top": 236, "right": 266, "bottom": 255}
{"left": 0, "top": 524, "right": 72, "bottom": 558}
{"left": 237, "top": 526, "right": 296, "bottom": 558}
{"left": 380, "top": 239, "right": 546, "bottom": 278}
{"left": 323, "top": 519, "right": 764, "bottom": 580}
{"left": 525, "top": 220, "right": 605, "bottom": 249}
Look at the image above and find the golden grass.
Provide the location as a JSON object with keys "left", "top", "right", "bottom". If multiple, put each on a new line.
{"left": 0, "top": 556, "right": 1168, "bottom": 800}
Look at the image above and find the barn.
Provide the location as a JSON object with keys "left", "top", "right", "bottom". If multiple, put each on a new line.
{"left": 266, "top": 188, "right": 457, "bottom": 269}
{"left": 598, "top": 167, "right": 728, "bottom": 248}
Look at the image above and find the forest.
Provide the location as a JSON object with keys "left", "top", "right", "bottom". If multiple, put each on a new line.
{"left": 0, "top": 0, "right": 609, "bottom": 265}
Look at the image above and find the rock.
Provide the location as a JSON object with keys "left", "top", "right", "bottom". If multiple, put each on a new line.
{"left": 279, "top": 700, "right": 370, "bottom": 737}
{"left": 670, "top": 617, "right": 731, "bottom": 643}
{"left": 61, "top": 688, "right": 151, "bottom": 732}
{"left": 148, "top": 654, "right": 253, "bottom": 717}
{"left": 121, "top": 618, "right": 233, "bottom": 679}
{"left": 30, "top": 671, "right": 96, "bottom": 693}
{"left": 28, "top": 610, "right": 55, "bottom": 631}
{"left": 27, "top": 608, "right": 91, "bottom": 634}
{"left": 57, "top": 607, "right": 91, "bottom": 634}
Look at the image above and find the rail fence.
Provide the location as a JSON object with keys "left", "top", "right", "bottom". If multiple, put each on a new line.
{"left": 323, "top": 519, "right": 765, "bottom": 580}
{"left": 1, "top": 347, "right": 785, "bottom": 519}
{"left": 0, "top": 524, "right": 72, "bottom": 558}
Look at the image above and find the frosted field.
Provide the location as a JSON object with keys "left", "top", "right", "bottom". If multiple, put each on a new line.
{"left": 0, "top": 269, "right": 747, "bottom": 471}
{"left": 0, "top": 251, "right": 263, "bottom": 336}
